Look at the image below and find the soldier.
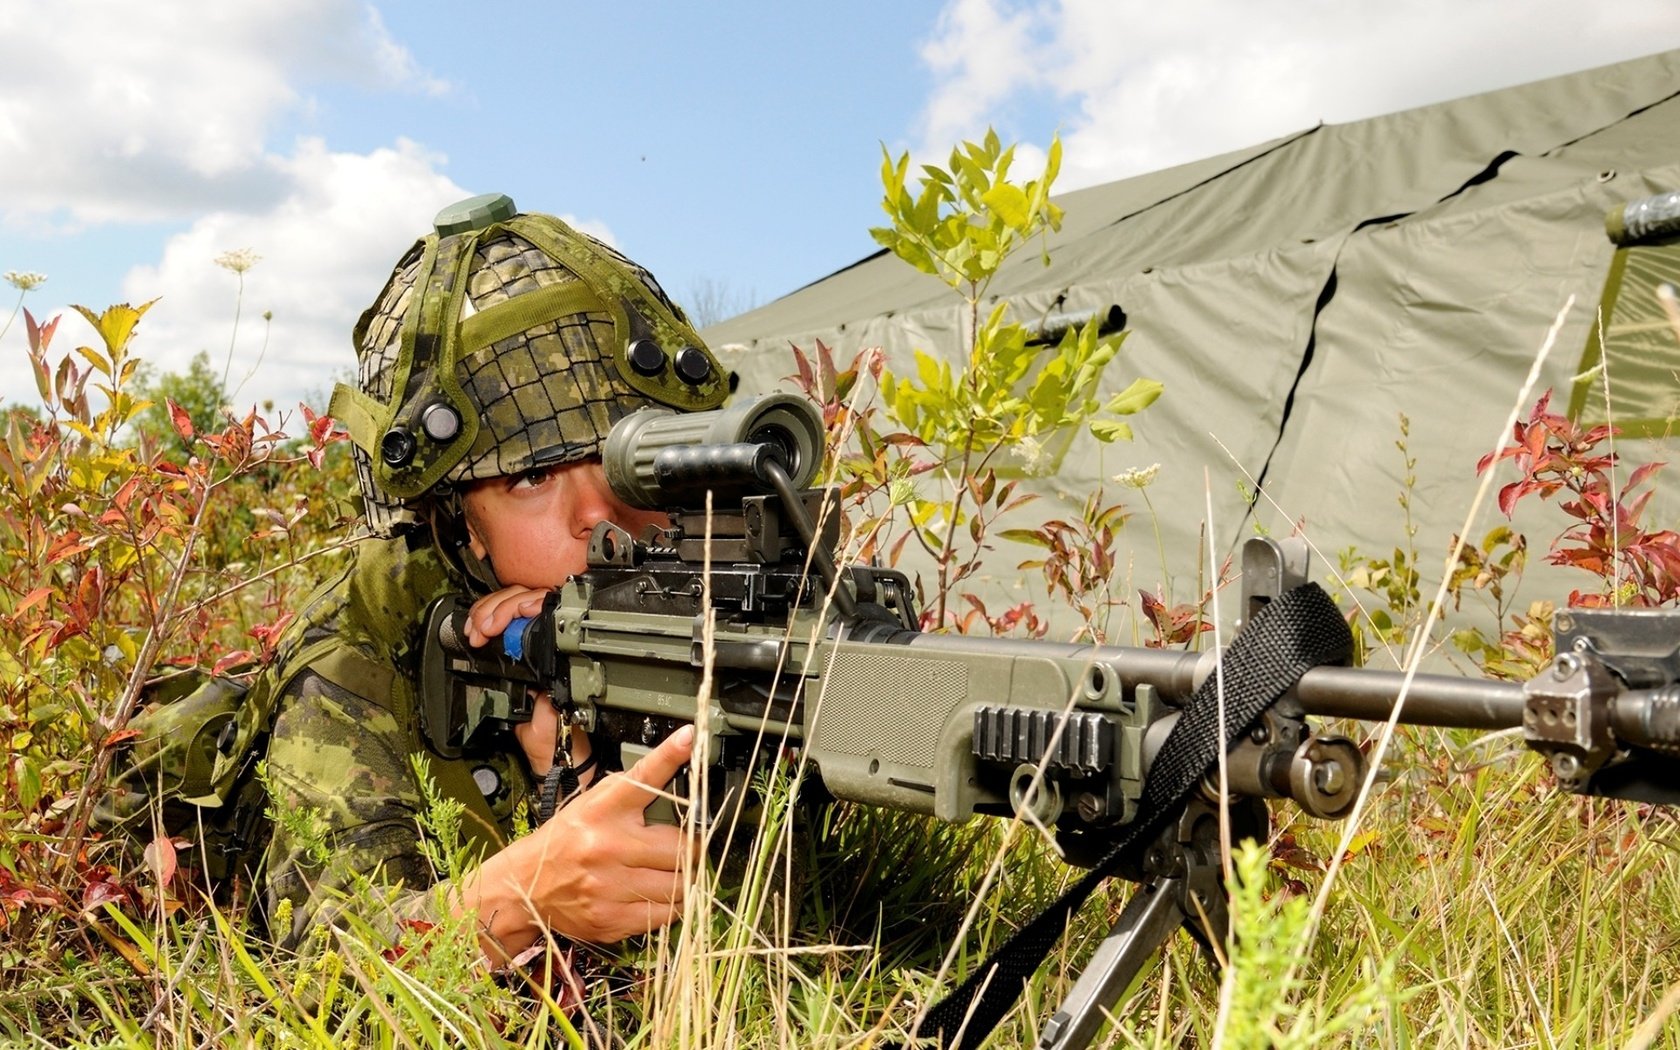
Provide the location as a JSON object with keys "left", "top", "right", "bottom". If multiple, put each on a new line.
{"left": 261, "top": 192, "right": 731, "bottom": 960}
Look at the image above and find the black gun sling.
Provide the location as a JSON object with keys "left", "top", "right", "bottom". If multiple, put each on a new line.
{"left": 904, "top": 581, "right": 1353, "bottom": 1049}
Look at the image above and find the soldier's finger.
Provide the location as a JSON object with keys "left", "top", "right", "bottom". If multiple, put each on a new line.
{"left": 466, "top": 586, "right": 548, "bottom": 645}
{"left": 599, "top": 725, "right": 695, "bottom": 813}
{"left": 610, "top": 865, "right": 689, "bottom": 908}
{"left": 603, "top": 822, "right": 697, "bottom": 871}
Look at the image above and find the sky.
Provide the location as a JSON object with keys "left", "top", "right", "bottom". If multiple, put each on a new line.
{"left": 1, "top": 1, "right": 1676, "bottom": 419}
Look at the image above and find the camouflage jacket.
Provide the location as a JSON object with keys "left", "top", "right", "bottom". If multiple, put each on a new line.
{"left": 262, "top": 533, "right": 530, "bottom": 949}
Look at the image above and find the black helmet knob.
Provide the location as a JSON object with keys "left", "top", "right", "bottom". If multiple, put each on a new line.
{"left": 627, "top": 338, "right": 668, "bottom": 377}
{"left": 674, "top": 345, "right": 712, "bottom": 385}
{"left": 380, "top": 426, "right": 417, "bottom": 467}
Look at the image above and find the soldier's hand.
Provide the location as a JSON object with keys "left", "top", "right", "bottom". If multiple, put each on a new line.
{"left": 481, "top": 725, "right": 699, "bottom": 946}
{"left": 463, "top": 585, "right": 550, "bottom": 648}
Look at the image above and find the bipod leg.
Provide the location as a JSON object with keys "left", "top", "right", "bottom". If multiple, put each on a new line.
{"left": 1036, "top": 798, "right": 1242, "bottom": 1050}
{"left": 1035, "top": 867, "right": 1190, "bottom": 1050}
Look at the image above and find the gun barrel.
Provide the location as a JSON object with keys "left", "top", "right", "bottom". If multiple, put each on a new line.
{"left": 1295, "top": 667, "right": 1525, "bottom": 729}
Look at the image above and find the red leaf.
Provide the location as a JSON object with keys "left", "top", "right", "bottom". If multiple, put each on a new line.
{"left": 816, "top": 340, "right": 838, "bottom": 396}
{"left": 14, "top": 587, "right": 52, "bottom": 616}
{"left": 1496, "top": 481, "right": 1522, "bottom": 518}
{"left": 7, "top": 886, "right": 61, "bottom": 908}
{"left": 25, "top": 308, "right": 60, "bottom": 355}
{"left": 77, "top": 566, "right": 104, "bottom": 619}
{"left": 111, "top": 475, "right": 143, "bottom": 512}
{"left": 166, "top": 398, "right": 194, "bottom": 441}
{"left": 788, "top": 344, "right": 815, "bottom": 394}
{"left": 102, "top": 728, "right": 142, "bottom": 748}
{"left": 248, "top": 613, "right": 295, "bottom": 647}
{"left": 45, "top": 531, "right": 90, "bottom": 565}
{"left": 81, "top": 878, "right": 129, "bottom": 914}
{"left": 1626, "top": 460, "right": 1665, "bottom": 492}
{"left": 144, "top": 835, "right": 178, "bottom": 885}
{"left": 211, "top": 649, "right": 256, "bottom": 676}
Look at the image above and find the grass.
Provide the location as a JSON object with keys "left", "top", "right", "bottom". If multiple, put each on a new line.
{"left": 2, "top": 617, "right": 1677, "bottom": 1049}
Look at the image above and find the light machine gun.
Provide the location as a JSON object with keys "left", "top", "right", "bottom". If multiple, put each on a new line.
{"left": 420, "top": 394, "right": 1680, "bottom": 1050}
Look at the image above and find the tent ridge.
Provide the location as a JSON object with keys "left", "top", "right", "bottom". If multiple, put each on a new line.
{"left": 1099, "top": 123, "right": 1325, "bottom": 234}
{"left": 1544, "top": 84, "right": 1680, "bottom": 157}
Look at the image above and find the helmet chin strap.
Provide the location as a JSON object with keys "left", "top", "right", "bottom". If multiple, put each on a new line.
{"left": 424, "top": 490, "right": 502, "bottom": 594}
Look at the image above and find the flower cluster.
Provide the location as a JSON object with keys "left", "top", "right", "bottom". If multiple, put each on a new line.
{"left": 213, "top": 249, "right": 261, "bottom": 275}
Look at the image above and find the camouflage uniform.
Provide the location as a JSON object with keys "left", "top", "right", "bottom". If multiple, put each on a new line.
{"left": 260, "top": 534, "right": 530, "bottom": 948}
{"left": 260, "top": 195, "right": 726, "bottom": 947}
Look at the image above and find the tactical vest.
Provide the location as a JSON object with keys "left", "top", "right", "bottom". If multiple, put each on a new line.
{"left": 99, "top": 532, "right": 524, "bottom": 895}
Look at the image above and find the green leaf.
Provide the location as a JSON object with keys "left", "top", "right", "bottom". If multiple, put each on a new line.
{"left": 1090, "top": 419, "right": 1135, "bottom": 442}
{"left": 13, "top": 757, "right": 40, "bottom": 814}
{"left": 72, "top": 300, "right": 155, "bottom": 361}
{"left": 998, "top": 528, "right": 1053, "bottom": 549}
{"left": 1105, "top": 377, "right": 1165, "bottom": 415}
{"left": 982, "top": 183, "right": 1029, "bottom": 229}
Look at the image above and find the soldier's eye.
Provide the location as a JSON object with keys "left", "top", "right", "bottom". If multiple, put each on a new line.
{"left": 508, "top": 467, "right": 555, "bottom": 491}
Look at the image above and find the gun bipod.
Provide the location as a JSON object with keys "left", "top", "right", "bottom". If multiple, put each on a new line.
{"left": 1037, "top": 795, "right": 1266, "bottom": 1050}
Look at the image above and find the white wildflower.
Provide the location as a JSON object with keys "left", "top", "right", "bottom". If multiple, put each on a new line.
{"left": 215, "top": 248, "right": 261, "bottom": 274}
{"left": 3, "top": 271, "right": 47, "bottom": 291}
{"left": 1014, "top": 435, "right": 1051, "bottom": 474}
{"left": 1114, "top": 463, "right": 1161, "bottom": 490}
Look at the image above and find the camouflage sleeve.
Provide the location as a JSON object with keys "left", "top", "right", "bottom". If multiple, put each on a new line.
{"left": 262, "top": 670, "right": 444, "bottom": 950}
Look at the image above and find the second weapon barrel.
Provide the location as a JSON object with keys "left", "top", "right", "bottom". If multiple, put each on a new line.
{"left": 1294, "top": 666, "right": 1526, "bottom": 729}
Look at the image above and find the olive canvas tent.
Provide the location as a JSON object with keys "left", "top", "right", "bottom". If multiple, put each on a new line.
{"left": 704, "top": 49, "right": 1680, "bottom": 638}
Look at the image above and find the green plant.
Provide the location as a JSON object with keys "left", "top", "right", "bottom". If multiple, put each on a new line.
{"left": 0, "top": 299, "right": 350, "bottom": 970}
{"left": 839, "top": 130, "right": 1162, "bottom": 631}
{"left": 1213, "top": 840, "right": 1400, "bottom": 1048}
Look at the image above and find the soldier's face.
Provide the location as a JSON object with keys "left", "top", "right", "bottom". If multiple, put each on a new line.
{"left": 462, "top": 459, "right": 667, "bottom": 587}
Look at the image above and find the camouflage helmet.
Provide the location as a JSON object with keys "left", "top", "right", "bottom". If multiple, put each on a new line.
{"left": 330, "top": 192, "right": 730, "bottom": 535}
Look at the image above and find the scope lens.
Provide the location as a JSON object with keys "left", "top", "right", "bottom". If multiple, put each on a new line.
{"left": 748, "top": 423, "right": 799, "bottom": 475}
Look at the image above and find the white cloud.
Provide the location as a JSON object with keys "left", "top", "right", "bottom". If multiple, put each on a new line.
{"left": 0, "top": 0, "right": 446, "bottom": 226}
{"left": 0, "top": 1, "right": 621, "bottom": 422}
{"left": 107, "top": 144, "right": 623, "bottom": 416}
{"left": 917, "top": 0, "right": 1045, "bottom": 155}
{"left": 115, "top": 138, "right": 470, "bottom": 413}
{"left": 360, "top": 5, "right": 452, "bottom": 99}
{"left": 1, "top": 152, "right": 622, "bottom": 423}
{"left": 917, "top": 0, "right": 1680, "bottom": 191}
